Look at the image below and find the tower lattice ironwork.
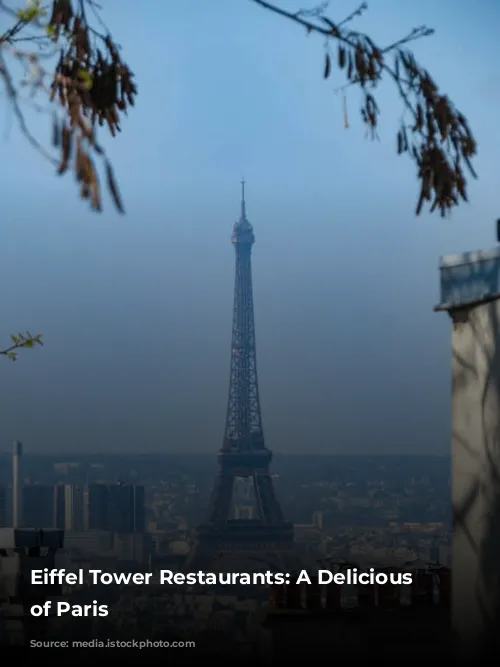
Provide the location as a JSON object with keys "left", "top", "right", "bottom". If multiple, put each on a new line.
{"left": 187, "top": 182, "right": 295, "bottom": 571}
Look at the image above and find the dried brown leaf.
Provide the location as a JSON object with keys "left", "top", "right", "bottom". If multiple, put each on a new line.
{"left": 57, "top": 126, "right": 72, "bottom": 175}
{"left": 105, "top": 160, "right": 124, "bottom": 214}
{"left": 338, "top": 46, "right": 345, "bottom": 69}
{"left": 52, "top": 115, "right": 59, "bottom": 148}
{"left": 324, "top": 53, "right": 331, "bottom": 79}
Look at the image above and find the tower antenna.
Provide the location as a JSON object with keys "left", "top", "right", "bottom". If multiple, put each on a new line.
{"left": 241, "top": 178, "right": 246, "bottom": 220}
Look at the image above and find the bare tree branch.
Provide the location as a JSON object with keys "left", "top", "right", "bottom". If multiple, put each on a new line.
{"left": 0, "top": 49, "right": 58, "bottom": 163}
{"left": 252, "top": 0, "right": 477, "bottom": 217}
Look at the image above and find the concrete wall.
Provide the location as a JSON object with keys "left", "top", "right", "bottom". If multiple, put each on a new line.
{"left": 450, "top": 299, "right": 500, "bottom": 656}
{"left": 437, "top": 245, "right": 500, "bottom": 656}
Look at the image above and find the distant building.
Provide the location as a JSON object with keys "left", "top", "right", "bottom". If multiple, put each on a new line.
{"left": 108, "top": 483, "right": 145, "bottom": 534}
{"left": 439, "top": 545, "right": 451, "bottom": 568}
{"left": 113, "top": 532, "right": 152, "bottom": 563}
{"left": 84, "top": 483, "right": 109, "bottom": 530}
{"left": 83, "top": 483, "right": 145, "bottom": 534}
{"left": 16, "top": 480, "right": 146, "bottom": 538}
{"left": 23, "top": 485, "right": 55, "bottom": 527}
{"left": 64, "top": 484, "right": 84, "bottom": 531}
{"left": 63, "top": 529, "right": 112, "bottom": 554}
{"left": 53, "top": 484, "right": 66, "bottom": 529}
{"left": 312, "top": 511, "right": 324, "bottom": 530}
{"left": 0, "top": 527, "right": 64, "bottom": 645}
{"left": 0, "top": 485, "right": 7, "bottom": 527}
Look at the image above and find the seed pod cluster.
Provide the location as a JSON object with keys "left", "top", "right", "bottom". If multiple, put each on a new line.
{"left": 47, "top": 0, "right": 136, "bottom": 212}
{"left": 324, "top": 36, "right": 385, "bottom": 137}
{"left": 50, "top": 33, "right": 137, "bottom": 136}
{"left": 47, "top": 0, "right": 73, "bottom": 41}
{"left": 394, "top": 50, "right": 477, "bottom": 216}
{"left": 326, "top": 36, "right": 383, "bottom": 87}
{"left": 319, "top": 11, "right": 476, "bottom": 217}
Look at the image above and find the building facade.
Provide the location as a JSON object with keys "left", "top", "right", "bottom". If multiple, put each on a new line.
{"left": 23, "top": 485, "right": 55, "bottom": 528}
{"left": 0, "top": 486, "right": 7, "bottom": 528}
{"left": 0, "top": 528, "right": 64, "bottom": 645}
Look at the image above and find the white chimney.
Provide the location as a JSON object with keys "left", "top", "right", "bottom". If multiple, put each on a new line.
{"left": 12, "top": 440, "right": 23, "bottom": 528}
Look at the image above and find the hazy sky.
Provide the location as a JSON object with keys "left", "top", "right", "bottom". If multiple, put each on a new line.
{"left": 0, "top": 0, "right": 498, "bottom": 456}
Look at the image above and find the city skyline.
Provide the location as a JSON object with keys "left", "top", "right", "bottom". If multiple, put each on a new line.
{"left": 1, "top": 0, "right": 499, "bottom": 455}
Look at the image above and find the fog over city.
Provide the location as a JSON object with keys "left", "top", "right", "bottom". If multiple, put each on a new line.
{"left": 1, "top": 0, "right": 498, "bottom": 455}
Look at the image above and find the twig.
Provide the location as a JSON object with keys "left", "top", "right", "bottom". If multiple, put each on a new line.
{"left": 0, "top": 50, "right": 58, "bottom": 164}
{"left": 251, "top": 0, "right": 428, "bottom": 122}
{"left": 0, "top": 332, "right": 43, "bottom": 361}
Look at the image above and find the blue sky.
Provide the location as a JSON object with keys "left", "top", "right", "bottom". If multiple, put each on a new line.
{"left": 0, "top": 0, "right": 499, "bottom": 455}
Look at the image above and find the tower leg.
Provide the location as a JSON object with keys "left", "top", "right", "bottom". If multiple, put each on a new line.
{"left": 206, "top": 472, "right": 233, "bottom": 524}
{"left": 254, "top": 472, "right": 284, "bottom": 524}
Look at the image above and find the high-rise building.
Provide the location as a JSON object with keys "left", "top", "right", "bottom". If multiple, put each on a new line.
{"left": 108, "top": 483, "right": 145, "bottom": 534}
{"left": 64, "top": 484, "right": 84, "bottom": 531}
{"left": 53, "top": 484, "right": 66, "bottom": 529}
{"left": 16, "top": 482, "right": 146, "bottom": 534}
{"left": 12, "top": 440, "right": 22, "bottom": 528}
{"left": 0, "top": 485, "right": 7, "bottom": 527}
{"left": 83, "top": 483, "right": 145, "bottom": 533}
{"left": 23, "top": 485, "right": 55, "bottom": 528}
{"left": 84, "top": 483, "right": 109, "bottom": 530}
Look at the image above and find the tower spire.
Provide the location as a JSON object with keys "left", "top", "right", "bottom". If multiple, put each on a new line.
{"left": 241, "top": 178, "right": 246, "bottom": 221}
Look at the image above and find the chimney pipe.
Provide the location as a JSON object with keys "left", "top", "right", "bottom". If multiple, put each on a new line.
{"left": 12, "top": 440, "right": 23, "bottom": 528}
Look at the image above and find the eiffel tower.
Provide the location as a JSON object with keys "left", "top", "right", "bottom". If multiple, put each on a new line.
{"left": 187, "top": 182, "right": 297, "bottom": 572}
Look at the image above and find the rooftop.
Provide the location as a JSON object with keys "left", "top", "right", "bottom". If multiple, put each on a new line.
{"left": 436, "top": 245, "right": 500, "bottom": 311}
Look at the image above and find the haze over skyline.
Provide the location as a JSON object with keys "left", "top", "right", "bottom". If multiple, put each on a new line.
{"left": 0, "top": 0, "right": 498, "bottom": 455}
